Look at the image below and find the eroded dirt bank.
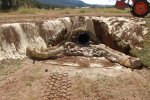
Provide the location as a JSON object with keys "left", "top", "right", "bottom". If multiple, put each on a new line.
{"left": 0, "top": 16, "right": 150, "bottom": 100}
{"left": 0, "top": 16, "right": 148, "bottom": 60}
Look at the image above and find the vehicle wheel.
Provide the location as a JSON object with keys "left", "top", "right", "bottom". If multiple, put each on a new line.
{"left": 130, "top": 0, "right": 149, "bottom": 17}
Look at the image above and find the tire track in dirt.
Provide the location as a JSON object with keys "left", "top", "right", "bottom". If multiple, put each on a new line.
{"left": 44, "top": 72, "right": 72, "bottom": 100}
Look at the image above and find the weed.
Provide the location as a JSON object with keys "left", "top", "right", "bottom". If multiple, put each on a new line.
{"left": 0, "top": 59, "right": 23, "bottom": 76}
{"left": 0, "top": 7, "right": 130, "bottom": 15}
{"left": 65, "top": 11, "right": 70, "bottom": 14}
{"left": 79, "top": 10, "right": 86, "bottom": 13}
{"left": 131, "top": 18, "right": 150, "bottom": 68}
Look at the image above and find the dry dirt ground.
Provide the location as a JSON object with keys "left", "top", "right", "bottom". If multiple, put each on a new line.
{"left": 3, "top": 12, "right": 150, "bottom": 24}
{"left": 0, "top": 13, "right": 133, "bottom": 24}
{"left": 0, "top": 56, "right": 150, "bottom": 100}
{"left": 0, "top": 14, "right": 150, "bottom": 100}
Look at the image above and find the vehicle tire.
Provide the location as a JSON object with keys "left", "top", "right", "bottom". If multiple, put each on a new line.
{"left": 130, "top": 0, "right": 149, "bottom": 17}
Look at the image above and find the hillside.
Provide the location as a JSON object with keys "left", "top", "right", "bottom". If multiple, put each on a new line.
{"left": 37, "top": 0, "right": 88, "bottom": 7}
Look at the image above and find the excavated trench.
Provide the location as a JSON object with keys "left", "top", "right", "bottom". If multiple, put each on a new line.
{"left": 0, "top": 16, "right": 148, "bottom": 62}
{"left": 0, "top": 16, "right": 150, "bottom": 100}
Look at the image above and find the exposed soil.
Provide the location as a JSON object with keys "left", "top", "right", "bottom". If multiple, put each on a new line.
{"left": 0, "top": 13, "right": 132, "bottom": 24}
{"left": 0, "top": 57, "right": 150, "bottom": 100}
{"left": 0, "top": 14, "right": 150, "bottom": 100}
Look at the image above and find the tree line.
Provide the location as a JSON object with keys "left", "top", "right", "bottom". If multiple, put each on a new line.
{"left": 0, "top": 0, "right": 60, "bottom": 11}
{"left": 0, "top": 0, "right": 33, "bottom": 10}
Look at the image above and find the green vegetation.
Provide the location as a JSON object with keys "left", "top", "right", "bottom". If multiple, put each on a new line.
{"left": 0, "top": 0, "right": 129, "bottom": 14}
{"left": 0, "top": 7, "right": 130, "bottom": 15}
{"left": 0, "top": 0, "right": 58, "bottom": 11}
{"left": 79, "top": 9, "right": 86, "bottom": 13}
{"left": 131, "top": 18, "right": 150, "bottom": 68}
{"left": 0, "top": 0, "right": 40, "bottom": 10}
{"left": 13, "top": 7, "right": 49, "bottom": 14}
{"left": 0, "top": 59, "right": 23, "bottom": 77}
{"left": 0, "top": 0, "right": 69, "bottom": 12}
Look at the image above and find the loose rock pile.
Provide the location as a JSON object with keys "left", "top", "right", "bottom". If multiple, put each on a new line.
{"left": 26, "top": 42, "right": 142, "bottom": 68}
{"left": 64, "top": 42, "right": 141, "bottom": 68}
{"left": 65, "top": 42, "right": 108, "bottom": 57}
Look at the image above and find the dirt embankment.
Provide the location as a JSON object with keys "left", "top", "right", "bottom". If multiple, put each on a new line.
{"left": 0, "top": 16, "right": 148, "bottom": 60}
{"left": 0, "top": 15, "right": 149, "bottom": 100}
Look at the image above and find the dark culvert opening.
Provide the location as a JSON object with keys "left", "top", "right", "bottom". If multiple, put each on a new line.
{"left": 69, "top": 27, "right": 131, "bottom": 55}
{"left": 71, "top": 30, "right": 91, "bottom": 45}
{"left": 77, "top": 32, "right": 90, "bottom": 45}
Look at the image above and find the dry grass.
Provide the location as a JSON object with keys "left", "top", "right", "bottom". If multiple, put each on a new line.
{"left": 131, "top": 17, "right": 150, "bottom": 68}
{"left": 0, "top": 7, "right": 130, "bottom": 15}
{"left": 73, "top": 73, "right": 150, "bottom": 99}
{"left": 78, "top": 61, "right": 90, "bottom": 68}
{"left": 0, "top": 59, "right": 23, "bottom": 80}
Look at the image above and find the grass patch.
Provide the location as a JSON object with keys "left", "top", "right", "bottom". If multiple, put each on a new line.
{"left": 0, "top": 7, "right": 50, "bottom": 15}
{"left": 0, "top": 59, "right": 23, "bottom": 76}
{"left": 14, "top": 7, "right": 49, "bottom": 14}
{"left": 79, "top": 10, "right": 86, "bottom": 13}
{"left": 131, "top": 18, "right": 150, "bottom": 67}
{"left": 17, "top": 8, "right": 36, "bottom": 14}
{"left": 0, "top": 7, "right": 130, "bottom": 15}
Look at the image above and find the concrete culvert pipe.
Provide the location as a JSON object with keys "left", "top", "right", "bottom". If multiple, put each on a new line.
{"left": 77, "top": 32, "right": 90, "bottom": 45}
{"left": 70, "top": 29, "right": 92, "bottom": 45}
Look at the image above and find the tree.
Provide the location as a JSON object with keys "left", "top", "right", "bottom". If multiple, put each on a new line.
{"left": 0, "top": 0, "right": 55, "bottom": 11}
{"left": 1, "top": 0, "right": 13, "bottom": 10}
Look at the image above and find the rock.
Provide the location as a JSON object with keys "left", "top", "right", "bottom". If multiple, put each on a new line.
{"left": 64, "top": 43, "right": 142, "bottom": 68}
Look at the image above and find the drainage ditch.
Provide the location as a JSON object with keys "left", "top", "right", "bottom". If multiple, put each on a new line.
{"left": 0, "top": 16, "right": 147, "bottom": 62}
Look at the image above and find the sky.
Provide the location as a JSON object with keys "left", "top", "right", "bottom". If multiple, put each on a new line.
{"left": 81, "top": 0, "right": 116, "bottom": 5}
